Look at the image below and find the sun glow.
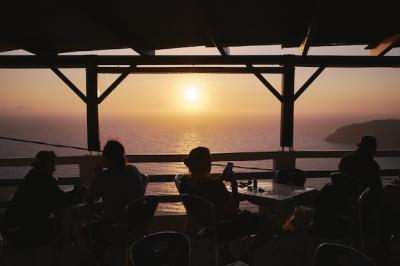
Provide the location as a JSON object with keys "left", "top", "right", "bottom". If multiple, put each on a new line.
{"left": 184, "top": 85, "right": 199, "bottom": 103}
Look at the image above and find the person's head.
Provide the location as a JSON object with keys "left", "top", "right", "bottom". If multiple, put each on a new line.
{"left": 184, "top": 147, "right": 212, "bottom": 177}
{"left": 102, "top": 140, "right": 127, "bottom": 171}
{"left": 357, "top": 136, "right": 377, "bottom": 156}
{"left": 31, "top": 151, "right": 56, "bottom": 175}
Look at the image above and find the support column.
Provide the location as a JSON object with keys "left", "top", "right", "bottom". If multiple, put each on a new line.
{"left": 86, "top": 61, "right": 100, "bottom": 152}
{"left": 280, "top": 64, "right": 295, "bottom": 151}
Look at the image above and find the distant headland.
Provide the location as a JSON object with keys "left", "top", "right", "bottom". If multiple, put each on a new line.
{"left": 325, "top": 120, "right": 400, "bottom": 148}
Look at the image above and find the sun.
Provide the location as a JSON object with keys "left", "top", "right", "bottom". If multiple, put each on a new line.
{"left": 184, "top": 85, "right": 200, "bottom": 103}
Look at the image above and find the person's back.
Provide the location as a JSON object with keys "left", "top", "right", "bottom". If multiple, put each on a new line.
{"left": 5, "top": 151, "right": 74, "bottom": 246}
{"left": 181, "top": 175, "right": 234, "bottom": 220}
{"left": 91, "top": 165, "right": 145, "bottom": 224}
{"left": 89, "top": 140, "right": 147, "bottom": 225}
{"left": 310, "top": 183, "right": 356, "bottom": 237}
{"left": 339, "top": 136, "right": 382, "bottom": 193}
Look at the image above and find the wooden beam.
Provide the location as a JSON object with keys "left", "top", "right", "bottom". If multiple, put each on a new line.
{"left": 1, "top": 55, "right": 400, "bottom": 68}
{"left": 216, "top": 45, "right": 230, "bottom": 56}
{"left": 294, "top": 66, "right": 325, "bottom": 100}
{"left": 300, "top": 25, "right": 312, "bottom": 56}
{"left": 51, "top": 68, "right": 87, "bottom": 103}
{"left": 97, "top": 66, "right": 284, "bottom": 74}
{"left": 86, "top": 63, "right": 100, "bottom": 152}
{"left": 247, "top": 64, "right": 283, "bottom": 101}
{"left": 213, "top": 39, "right": 282, "bottom": 101}
{"left": 280, "top": 64, "right": 295, "bottom": 149}
{"left": 98, "top": 65, "right": 136, "bottom": 104}
{"left": 83, "top": 2, "right": 154, "bottom": 56}
{"left": 369, "top": 33, "right": 400, "bottom": 56}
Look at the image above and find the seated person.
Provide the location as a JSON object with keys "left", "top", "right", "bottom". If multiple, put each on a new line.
{"left": 5, "top": 151, "right": 76, "bottom": 247}
{"left": 182, "top": 147, "right": 304, "bottom": 263}
{"left": 181, "top": 147, "right": 240, "bottom": 221}
{"left": 180, "top": 147, "right": 279, "bottom": 239}
{"left": 309, "top": 174, "right": 359, "bottom": 237}
{"left": 339, "top": 136, "right": 382, "bottom": 237}
{"left": 89, "top": 140, "right": 148, "bottom": 225}
{"left": 339, "top": 136, "right": 382, "bottom": 195}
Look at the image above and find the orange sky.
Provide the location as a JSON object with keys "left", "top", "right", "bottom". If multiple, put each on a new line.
{"left": 0, "top": 45, "right": 399, "bottom": 118}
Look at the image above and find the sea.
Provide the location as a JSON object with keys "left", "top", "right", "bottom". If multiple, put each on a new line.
{"left": 1, "top": 113, "right": 399, "bottom": 214}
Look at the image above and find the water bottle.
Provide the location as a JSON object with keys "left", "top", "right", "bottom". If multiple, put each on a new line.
{"left": 253, "top": 177, "right": 257, "bottom": 190}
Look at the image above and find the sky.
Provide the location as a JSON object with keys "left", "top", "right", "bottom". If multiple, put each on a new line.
{"left": 0, "top": 45, "right": 399, "bottom": 119}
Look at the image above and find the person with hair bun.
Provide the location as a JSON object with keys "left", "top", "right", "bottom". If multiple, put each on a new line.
{"left": 181, "top": 147, "right": 239, "bottom": 220}
{"left": 89, "top": 140, "right": 148, "bottom": 224}
{"left": 180, "top": 147, "right": 266, "bottom": 242}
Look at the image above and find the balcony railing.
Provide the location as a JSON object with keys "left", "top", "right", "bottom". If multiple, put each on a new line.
{"left": 1, "top": 150, "right": 399, "bottom": 208}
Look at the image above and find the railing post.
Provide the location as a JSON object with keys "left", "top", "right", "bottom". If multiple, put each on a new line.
{"left": 273, "top": 151, "right": 296, "bottom": 172}
{"left": 280, "top": 62, "right": 295, "bottom": 150}
{"left": 86, "top": 58, "right": 100, "bottom": 152}
{"left": 79, "top": 155, "right": 101, "bottom": 185}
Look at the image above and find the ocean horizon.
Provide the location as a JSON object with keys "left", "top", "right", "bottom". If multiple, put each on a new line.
{"left": 1, "top": 113, "right": 399, "bottom": 175}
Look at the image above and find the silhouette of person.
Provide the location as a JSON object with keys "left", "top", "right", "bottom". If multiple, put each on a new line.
{"left": 180, "top": 147, "right": 273, "bottom": 240}
{"left": 181, "top": 147, "right": 240, "bottom": 220}
{"left": 89, "top": 140, "right": 148, "bottom": 225}
{"left": 5, "top": 151, "right": 75, "bottom": 247}
{"left": 339, "top": 136, "right": 382, "bottom": 194}
{"left": 338, "top": 136, "right": 382, "bottom": 245}
{"left": 181, "top": 147, "right": 302, "bottom": 263}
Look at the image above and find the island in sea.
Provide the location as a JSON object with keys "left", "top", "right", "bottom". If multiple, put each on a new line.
{"left": 325, "top": 119, "right": 400, "bottom": 149}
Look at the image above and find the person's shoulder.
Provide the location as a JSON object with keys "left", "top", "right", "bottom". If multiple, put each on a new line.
{"left": 125, "top": 165, "right": 141, "bottom": 176}
{"left": 343, "top": 151, "right": 357, "bottom": 159}
{"left": 180, "top": 174, "right": 192, "bottom": 186}
{"left": 340, "top": 151, "right": 358, "bottom": 163}
{"left": 203, "top": 177, "right": 225, "bottom": 189}
{"left": 23, "top": 169, "right": 36, "bottom": 181}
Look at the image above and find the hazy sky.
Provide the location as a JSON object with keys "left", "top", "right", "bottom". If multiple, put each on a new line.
{"left": 1, "top": 45, "right": 399, "bottom": 118}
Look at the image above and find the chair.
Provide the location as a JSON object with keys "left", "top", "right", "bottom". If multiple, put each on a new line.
{"left": 174, "top": 175, "right": 191, "bottom": 233}
{"left": 357, "top": 188, "right": 370, "bottom": 249}
{"left": 130, "top": 231, "right": 190, "bottom": 266}
{"left": 330, "top": 172, "right": 361, "bottom": 195}
{"left": 181, "top": 193, "right": 229, "bottom": 266}
{"left": 275, "top": 168, "right": 307, "bottom": 187}
{"left": 0, "top": 233, "right": 5, "bottom": 266}
{"left": 103, "top": 195, "right": 158, "bottom": 266}
{"left": 313, "top": 243, "right": 375, "bottom": 266}
{"left": 174, "top": 174, "right": 185, "bottom": 194}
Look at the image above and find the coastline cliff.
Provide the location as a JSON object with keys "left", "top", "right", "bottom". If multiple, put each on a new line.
{"left": 325, "top": 120, "right": 400, "bottom": 148}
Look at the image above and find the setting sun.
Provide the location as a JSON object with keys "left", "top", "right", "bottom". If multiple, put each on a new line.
{"left": 184, "top": 85, "right": 199, "bottom": 103}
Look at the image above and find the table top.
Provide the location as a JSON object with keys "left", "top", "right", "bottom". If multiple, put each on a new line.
{"left": 227, "top": 180, "right": 317, "bottom": 210}
{"left": 237, "top": 182, "right": 316, "bottom": 201}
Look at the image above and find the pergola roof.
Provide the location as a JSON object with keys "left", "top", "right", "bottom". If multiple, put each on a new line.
{"left": 1, "top": 0, "right": 399, "bottom": 55}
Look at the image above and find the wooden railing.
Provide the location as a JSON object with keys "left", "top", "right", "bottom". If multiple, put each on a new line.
{"left": 1, "top": 150, "right": 399, "bottom": 208}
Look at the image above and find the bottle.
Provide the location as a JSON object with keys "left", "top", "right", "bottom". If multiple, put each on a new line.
{"left": 253, "top": 177, "right": 257, "bottom": 190}
{"left": 226, "top": 162, "right": 238, "bottom": 193}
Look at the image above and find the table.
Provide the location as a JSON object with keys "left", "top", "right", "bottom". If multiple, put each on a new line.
{"left": 238, "top": 182, "right": 317, "bottom": 209}
{"left": 235, "top": 181, "right": 317, "bottom": 230}
{"left": 55, "top": 200, "right": 102, "bottom": 245}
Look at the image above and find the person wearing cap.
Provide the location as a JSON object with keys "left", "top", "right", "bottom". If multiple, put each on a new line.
{"left": 339, "top": 135, "right": 382, "bottom": 194}
{"left": 338, "top": 136, "right": 382, "bottom": 245}
{"left": 4, "top": 150, "right": 76, "bottom": 247}
{"left": 89, "top": 140, "right": 148, "bottom": 225}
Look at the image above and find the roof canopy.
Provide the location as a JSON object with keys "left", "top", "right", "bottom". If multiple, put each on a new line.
{"left": 1, "top": 0, "right": 399, "bottom": 55}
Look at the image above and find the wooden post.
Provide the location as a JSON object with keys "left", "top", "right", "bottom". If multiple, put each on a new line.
{"left": 280, "top": 64, "right": 295, "bottom": 151}
{"left": 273, "top": 151, "right": 296, "bottom": 172}
{"left": 86, "top": 60, "right": 100, "bottom": 152}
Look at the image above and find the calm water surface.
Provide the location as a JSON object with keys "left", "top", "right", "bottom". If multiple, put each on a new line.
{"left": 1, "top": 114, "right": 399, "bottom": 214}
